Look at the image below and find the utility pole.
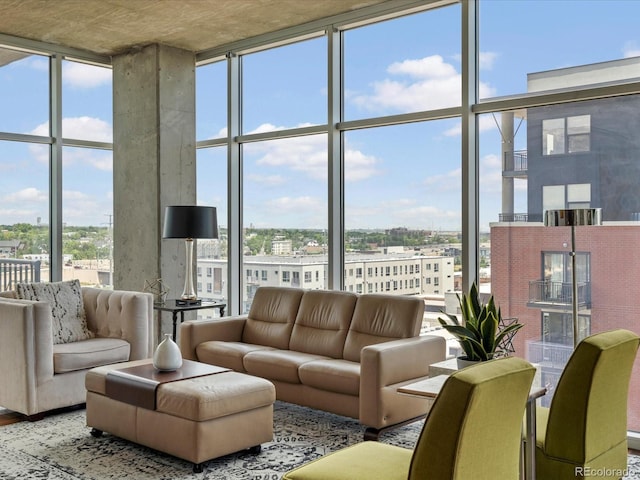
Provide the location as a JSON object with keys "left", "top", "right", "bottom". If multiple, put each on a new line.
{"left": 104, "top": 214, "right": 113, "bottom": 288}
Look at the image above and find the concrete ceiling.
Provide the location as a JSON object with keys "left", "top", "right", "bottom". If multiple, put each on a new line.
{"left": 0, "top": 0, "right": 391, "bottom": 58}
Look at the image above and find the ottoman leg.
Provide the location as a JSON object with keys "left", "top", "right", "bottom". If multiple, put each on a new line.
{"left": 248, "top": 445, "right": 261, "bottom": 454}
{"left": 193, "top": 463, "right": 203, "bottom": 473}
{"left": 90, "top": 428, "right": 103, "bottom": 438}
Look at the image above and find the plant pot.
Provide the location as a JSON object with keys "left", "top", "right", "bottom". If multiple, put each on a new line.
{"left": 456, "top": 356, "right": 479, "bottom": 369}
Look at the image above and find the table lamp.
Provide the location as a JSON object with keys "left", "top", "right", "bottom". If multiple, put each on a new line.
{"left": 163, "top": 205, "right": 218, "bottom": 305}
{"left": 544, "top": 207, "right": 601, "bottom": 346}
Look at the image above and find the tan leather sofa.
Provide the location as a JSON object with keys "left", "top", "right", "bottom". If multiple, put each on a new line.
{"left": 0, "top": 287, "right": 153, "bottom": 419}
{"left": 180, "top": 287, "right": 446, "bottom": 439}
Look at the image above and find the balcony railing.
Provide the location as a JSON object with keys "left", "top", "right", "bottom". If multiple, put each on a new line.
{"left": 497, "top": 213, "right": 544, "bottom": 222}
{"left": 526, "top": 340, "right": 574, "bottom": 405}
{"left": 0, "top": 258, "right": 41, "bottom": 292}
{"left": 528, "top": 279, "right": 591, "bottom": 308}
{"left": 527, "top": 340, "right": 573, "bottom": 370}
{"left": 502, "top": 149, "right": 528, "bottom": 176}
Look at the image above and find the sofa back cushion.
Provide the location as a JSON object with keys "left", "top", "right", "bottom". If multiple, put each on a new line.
{"left": 289, "top": 290, "right": 358, "bottom": 358}
{"left": 242, "top": 287, "right": 304, "bottom": 349}
{"left": 343, "top": 294, "right": 423, "bottom": 362}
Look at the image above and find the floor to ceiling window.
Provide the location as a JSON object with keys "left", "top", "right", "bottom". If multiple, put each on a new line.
{"left": 0, "top": 45, "right": 112, "bottom": 289}
{"left": 478, "top": 0, "right": 640, "bottom": 432}
{"left": 193, "top": 0, "right": 640, "bottom": 438}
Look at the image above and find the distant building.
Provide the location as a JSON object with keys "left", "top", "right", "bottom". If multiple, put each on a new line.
{"left": 492, "top": 57, "right": 640, "bottom": 425}
{"left": 0, "top": 240, "right": 21, "bottom": 257}
{"left": 271, "top": 239, "right": 292, "bottom": 255}
{"left": 196, "top": 252, "right": 455, "bottom": 314}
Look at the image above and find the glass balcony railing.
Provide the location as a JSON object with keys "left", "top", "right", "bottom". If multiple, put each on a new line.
{"left": 528, "top": 279, "right": 591, "bottom": 308}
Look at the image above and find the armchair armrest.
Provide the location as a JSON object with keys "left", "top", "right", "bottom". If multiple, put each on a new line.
{"left": 82, "top": 288, "right": 154, "bottom": 360}
{"left": 0, "top": 298, "right": 55, "bottom": 413}
{"left": 179, "top": 316, "right": 247, "bottom": 360}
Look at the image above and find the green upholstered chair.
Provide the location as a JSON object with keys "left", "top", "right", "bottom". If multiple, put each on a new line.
{"left": 282, "top": 356, "right": 536, "bottom": 480}
{"left": 533, "top": 329, "right": 640, "bottom": 479}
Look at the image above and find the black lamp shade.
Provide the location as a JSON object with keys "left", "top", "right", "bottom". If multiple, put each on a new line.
{"left": 163, "top": 206, "right": 218, "bottom": 239}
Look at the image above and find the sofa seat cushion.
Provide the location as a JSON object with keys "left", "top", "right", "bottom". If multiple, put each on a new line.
{"left": 196, "top": 341, "right": 274, "bottom": 373}
{"left": 53, "top": 337, "right": 130, "bottom": 374}
{"left": 298, "top": 359, "right": 360, "bottom": 396}
{"left": 244, "top": 349, "right": 328, "bottom": 384}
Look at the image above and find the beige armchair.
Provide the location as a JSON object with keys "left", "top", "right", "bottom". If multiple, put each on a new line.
{"left": 0, "top": 286, "right": 153, "bottom": 420}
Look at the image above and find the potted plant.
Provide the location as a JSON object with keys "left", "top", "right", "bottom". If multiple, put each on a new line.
{"left": 438, "top": 282, "right": 523, "bottom": 366}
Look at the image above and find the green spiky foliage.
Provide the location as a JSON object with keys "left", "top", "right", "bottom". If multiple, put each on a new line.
{"left": 438, "top": 283, "right": 523, "bottom": 361}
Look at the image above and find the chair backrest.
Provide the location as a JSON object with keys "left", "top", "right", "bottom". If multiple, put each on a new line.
{"left": 408, "top": 356, "right": 535, "bottom": 480}
{"left": 543, "top": 329, "right": 640, "bottom": 462}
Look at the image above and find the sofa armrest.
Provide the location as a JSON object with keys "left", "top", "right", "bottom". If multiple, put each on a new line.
{"left": 360, "top": 335, "right": 447, "bottom": 389}
{"left": 82, "top": 288, "right": 154, "bottom": 360}
{"left": 359, "top": 334, "right": 446, "bottom": 430}
{"left": 0, "top": 298, "right": 55, "bottom": 413}
{"left": 179, "top": 316, "right": 247, "bottom": 360}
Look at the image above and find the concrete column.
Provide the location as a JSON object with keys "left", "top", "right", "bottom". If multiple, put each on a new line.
{"left": 112, "top": 44, "right": 196, "bottom": 309}
{"left": 501, "top": 111, "right": 515, "bottom": 218}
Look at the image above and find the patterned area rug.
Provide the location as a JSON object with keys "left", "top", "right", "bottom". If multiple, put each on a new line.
{"left": 0, "top": 401, "right": 638, "bottom": 479}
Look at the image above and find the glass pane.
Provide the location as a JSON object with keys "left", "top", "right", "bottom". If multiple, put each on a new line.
{"left": 0, "top": 48, "right": 49, "bottom": 134}
{"left": 196, "top": 61, "right": 226, "bottom": 141}
{"left": 344, "top": 4, "right": 461, "bottom": 121}
{"left": 61, "top": 146, "right": 113, "bottom": 288}
{"left": 242, "top": 135, "right": 328, "bottom": 312}
{"left": 344, "top": 121, "right": 458, "bottom": 319}
{"left": 479, "top": 0, "right": 640, "bottom": 99}
{"left": 62, "top": 60, "right": 112, "bottom": 142}
{"left": 483, "top": 95, "right": 640, "bottom": 431}
{"left": 0, "top": 140, "right": 50, "bottom": 290}
{"left": 196, "top": 146, "right": 227, "bottom": 317}
{"left": 242, "top": 37, "right": 326, "bottom": 133}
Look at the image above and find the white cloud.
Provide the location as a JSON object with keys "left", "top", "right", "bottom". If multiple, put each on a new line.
{"left": 351, "top": 54, "right": 496, "bottom": 113}
{"left": 246, "top": 129, "right": 381, "bottom": 182}
{"left": 345, "top": 148, "right": 381, "bottom": 182}
{"left": 30, "top": 116, "right": 112, "bottom": 143}
{"left": 388, "top": 55, "right": 458, "bottom": 78}
{"left": 424, "top": 168, "right": 461, "bottom": 193}
{"left": 265, "top": 196, "right": 322, "bottom": 211}
{"left": 247, "top": 173, "right": 286, "bottom": 187}
{"left": 252, "top": 135, "right": 326, "bottom": 180}
{"left": 65, "top": 117, "right": 113, "bottom": 142}
{"left": 479, "top": 51, "right": 499, "bottom": 70}
{"left": 63, "top": 62, "right": 112, "bottom": 88}
{"left": 2, "top": 187, "right": 47, "bottom": 203}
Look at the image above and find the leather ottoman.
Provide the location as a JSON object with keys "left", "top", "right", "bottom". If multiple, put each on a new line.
{"left": 85, "top": 358, "right": 276, "bottom": 472}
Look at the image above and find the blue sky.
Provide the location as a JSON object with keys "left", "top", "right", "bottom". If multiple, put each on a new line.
{"left": 2, "top": 0, "right": 640, "bottom": 230}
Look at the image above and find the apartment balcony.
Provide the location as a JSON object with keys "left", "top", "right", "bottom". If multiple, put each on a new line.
{"left": 526, "top": 340, "right": 573, "bottom": 405}
{"left": 502, "top": 149, "right": 528, "bottom": 178}
{"left": 527, "top": 279, "right": 591, "bottom": 309}
{"left": 0, "top": 258, "right": 41, "bottom": 291}
{"left": 497, "top": 213, "right": 544, "bottom": 222}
